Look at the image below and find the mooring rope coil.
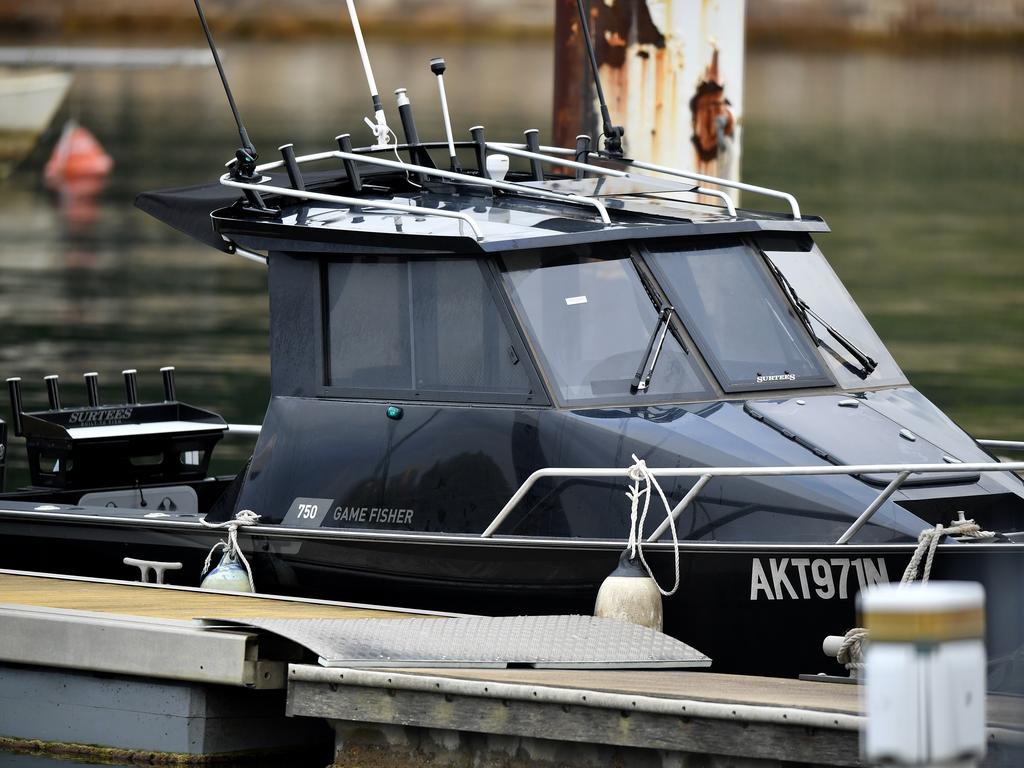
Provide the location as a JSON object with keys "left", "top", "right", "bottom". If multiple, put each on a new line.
{"left": 625, "top": 454, "right": 681, "bottom": 596}
{"left": 837, "top": 515, "right": 995, "bottom": 672}
{"left": 200, "top": 509, "right": 260, "bottom": 591}
{"left": 837, "top": 627, "right": 869, "bottom": 672}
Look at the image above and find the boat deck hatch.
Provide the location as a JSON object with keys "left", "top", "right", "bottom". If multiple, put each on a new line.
{"left": 745, "top": 396, "right": 982, "bottom": 487}
{"left": 201, "top": 614, "right": 711, "bottom": 670}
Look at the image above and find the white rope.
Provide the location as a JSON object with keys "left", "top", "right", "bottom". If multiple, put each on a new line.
{"left": 901, "top": 516, "right": 994, "bottom": 585}
{"left": 837, "top": 627, "right": 869, "bottom": 673}
{"left": 386, "top": 125, "right": 422, "bottom": 189}
{"left": 200, "top": 509, "right": 260, "bottom": 591}
{"left": 625, "top": 454, "right": 681, "bottom": 596}
{"left": 834, "top": 514, "right": 995, "bottom": 674}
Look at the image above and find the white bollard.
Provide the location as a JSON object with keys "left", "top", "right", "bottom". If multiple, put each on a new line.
{"left": 860, "top": 582, "right": 986, "bottom": 768}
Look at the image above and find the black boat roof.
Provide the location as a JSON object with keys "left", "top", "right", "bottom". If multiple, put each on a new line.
{"left": 137, "top": 144, "right": 828, "bottom": 257}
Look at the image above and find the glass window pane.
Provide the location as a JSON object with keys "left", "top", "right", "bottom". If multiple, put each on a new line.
{"left": 409, "top": 259, "right": 532, "bottom": 394}
{"left": 647, "top": 241, "right": 831, "bottom": 392}
{"left": 501, "top": 247, "right": 710, "bottom": 404}
{"left": 327, "top": 258, "right": 532, "bottom": 396}
{"left": 763, "top": 245, "right": 907, "bottom": 389}
{"left": 327, "top": 258, "right": 412, "bottom": 390}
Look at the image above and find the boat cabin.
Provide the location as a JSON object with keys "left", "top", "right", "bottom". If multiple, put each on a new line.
{"left": 131, "top": 144, "right": 1021, "bottom": 543}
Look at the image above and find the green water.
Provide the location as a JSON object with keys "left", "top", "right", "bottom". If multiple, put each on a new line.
{"left": 0, "top": 43, "right": 1021, "bottom": 492}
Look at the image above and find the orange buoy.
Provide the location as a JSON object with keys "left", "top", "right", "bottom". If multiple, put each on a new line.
{"left": 44, "top": 120, "right": 113, "bottom": 184}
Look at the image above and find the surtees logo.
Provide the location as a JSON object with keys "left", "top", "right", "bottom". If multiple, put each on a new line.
{"left": 756, "top": 373, "right": 796, "bottom": 384}
{"left": 68, "top": 408, "right": 134, "bottom": 425}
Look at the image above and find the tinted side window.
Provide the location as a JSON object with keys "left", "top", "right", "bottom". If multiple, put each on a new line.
{"left": 326, "top": 257, "right": 533, "bottom": 398}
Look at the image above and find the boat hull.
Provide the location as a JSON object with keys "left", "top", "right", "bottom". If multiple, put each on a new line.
{"left": 0, "top": 508, "right": 1019, "bottom": 690}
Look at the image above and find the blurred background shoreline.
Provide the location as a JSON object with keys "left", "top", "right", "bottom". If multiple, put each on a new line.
{"left": 0, "top": 0, "right": 1023, "bottom": 47}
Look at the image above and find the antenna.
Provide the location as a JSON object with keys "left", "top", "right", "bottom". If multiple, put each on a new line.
{"left": 192, "top": 0, "right": 276, "bottom": 215}
{"left": 345, "top": 0, "right": 391, "bottom": 148}
{"left": 430, "top": 58, "right": 460, "bottom": 172}
{"left": 575, "top": 0, "right": 624, "bottom": 158}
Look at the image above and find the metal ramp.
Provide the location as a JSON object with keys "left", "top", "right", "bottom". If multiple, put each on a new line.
{"left": 202, "top": 614, "right": 710, "bottom": 670}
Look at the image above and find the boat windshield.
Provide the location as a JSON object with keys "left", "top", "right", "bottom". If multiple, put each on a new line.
{"left": 645, "top": 239, "right": 833, "bottom": 393}
{"left": 500, "top": 246, "right": 712, "bottom": 405}
{"left": 760, "top": 239, "right": 907, "bottom": 389}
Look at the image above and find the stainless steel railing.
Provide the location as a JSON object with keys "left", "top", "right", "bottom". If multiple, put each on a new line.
{"left": 479, "top": 459, "right": 1024, "bottom": 544}
{"left": 486, "top": 142, "right": 739, "bottom": 216}
{"left": 219, "top": 174, "right": 486, "bottom": 241}
{"left": 533, "top": 144, "right": 802, "bottom": 219}
{"left": 236, "top": 147, "right": 612, "bottom": 225}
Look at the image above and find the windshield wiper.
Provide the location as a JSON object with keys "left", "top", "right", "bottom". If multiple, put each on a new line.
{"left": 763, "top": 256, "right": 877, "bottom": 378}
{"left": 631, "top": 305, "right": 675, "bottom": 393}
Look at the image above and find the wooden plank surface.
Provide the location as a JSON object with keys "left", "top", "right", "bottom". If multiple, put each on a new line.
{"left": 0, "top": 572, "right": 415, "bottom": 621}
{"left": 386, "top": 668, "right": 1024, "bottom": 730}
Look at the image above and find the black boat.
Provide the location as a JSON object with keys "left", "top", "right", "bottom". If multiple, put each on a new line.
{"left": 1, "top": 3, "right": 1022, "bottom": 692}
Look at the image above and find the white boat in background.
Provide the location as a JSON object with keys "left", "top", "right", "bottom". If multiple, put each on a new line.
{"left": 0, "top": 68, "right": 73, "bottom": 174}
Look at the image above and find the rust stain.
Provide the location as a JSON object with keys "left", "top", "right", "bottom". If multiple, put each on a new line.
{"left": 552, "top": 0, "right": 588, "bottom": 147}
{"left": 593, "top": 0, "right": 666, "bottom": 70}
{"left": 689, "top": 46, "right": 734, "bottom": 174}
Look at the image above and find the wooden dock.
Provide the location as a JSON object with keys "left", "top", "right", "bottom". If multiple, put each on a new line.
{"left": 0, "top": 569, "right": 1021, "bottom": 767}
{"left": 0, "top": 570, "right": 417, "bottom": 621}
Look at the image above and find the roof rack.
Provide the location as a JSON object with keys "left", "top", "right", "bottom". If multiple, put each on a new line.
{"left": 218, "top": 174, "right": 486, "bottom": 241}
{"left": 488, "top": 142, "right": 738, "bottom": 217}
{"left": 243, "top": 147, "right": 613, "bottom": 224}
{"left": 534, "top": 144, "right": 802, "bottom": 220}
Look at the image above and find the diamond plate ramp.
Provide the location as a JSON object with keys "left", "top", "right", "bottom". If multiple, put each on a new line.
{"left": 203, "top": 614, "right": 710, "bottom": 669}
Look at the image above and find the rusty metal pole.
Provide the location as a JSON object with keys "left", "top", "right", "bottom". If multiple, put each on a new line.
{"left": 554, "top": 0, "right": 745, "bottom": 183}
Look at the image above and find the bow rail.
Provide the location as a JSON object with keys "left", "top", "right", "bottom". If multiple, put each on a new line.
{"left": 479, "top": 459, "right": 1024, "bottom": 544}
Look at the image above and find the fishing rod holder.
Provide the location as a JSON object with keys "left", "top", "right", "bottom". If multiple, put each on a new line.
{"left": 574, "top": 135, "right": 591, "bottom": 180}
{"left": 6, "top": 377, "right": 23, "bottom": 437}
{"left": 470, "top": 126, "right": 489, "bottom": 180}
{"left": 394, "top": 88, "right": 431, "bottom": 178}
{"left": 279, "top": 144, "right": 305, "bottom": 191}
{"left": 84, "top": 372, "right": 100, "bottom": 407}
{"left": 335, "top": 134, "right": 363, "bottom": 192}
{"left": 3, "top": 366, "right": 227, "bottom": 491}
{"left": 44, "top": 375, "right": 61, "bottom": 410}
{"left": 123, "top": 369, "right": 139, "bottom": 404}
{"left": 523, "top": 130, "right": 544, "bottom": 182}
{"left": 161, "top": 366, "right": 177, "bottom": 402}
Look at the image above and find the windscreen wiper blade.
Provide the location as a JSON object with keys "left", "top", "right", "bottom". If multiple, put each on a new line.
{"left": 631, "top": 305, "right": 674, "bottom": 393}
{"left": 801, "top": 303, "right": 877, "bottom": 376}
{"left": 763, "top": 256, "right": 877, "bottom": 378}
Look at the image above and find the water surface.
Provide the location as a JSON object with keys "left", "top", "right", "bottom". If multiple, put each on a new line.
{"left": 0, "top": 42, "right": 1020, "bottom": 489}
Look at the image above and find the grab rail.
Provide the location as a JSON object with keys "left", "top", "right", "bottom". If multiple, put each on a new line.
{"left": 249, "top": 149, "right": 612, "bottom": 225}
{"left": 978, "top": 439, "right": 1024, "bottom": 452}
{"left": 479, "top": 460, "right": 1024, "bottom": 544}
{"left": 488, "top": 142, "right": 738, "bottom": 216}
{"left": 536, "top": 144, "right": 801, "bottom": 219}
{"left": 218, "top": 175, "right": 485, "bottom": 241}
